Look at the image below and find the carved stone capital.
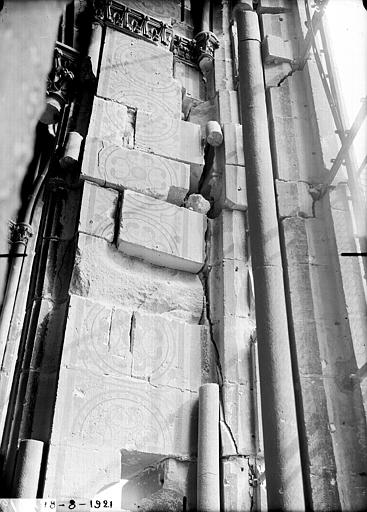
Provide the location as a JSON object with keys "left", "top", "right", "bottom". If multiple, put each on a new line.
{"left": 46, "top": 43, "right": 79, "bottom": 107}
{"left": 193, "top": 31, "right": 220, "bottom": 74}
{"left": 9, "top": 222, "right": 33, "bottom": 246}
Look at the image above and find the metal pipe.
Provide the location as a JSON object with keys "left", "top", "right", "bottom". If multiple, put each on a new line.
{"left": 12, "top": 439, "right": 44, "bottom": 497}
{"left": 233, "top": 5, "right": 305, "bottom": 510}
{"left": 197, "top": 383, "right": 220, "bottom": 512}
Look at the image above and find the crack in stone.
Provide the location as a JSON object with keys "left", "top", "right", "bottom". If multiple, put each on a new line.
{"left": 199, "top": 221, "right": 223, "bottom": 386}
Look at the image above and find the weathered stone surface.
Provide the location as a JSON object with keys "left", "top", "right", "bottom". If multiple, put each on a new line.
{"left": 71, "top": 233, "right": 204, "bottom": 324}
{"left": 221, "top": 458, "right": 252, "bottom": 512}
{"left": 218, "top": 90, "right": 239, "bottom": 124}
{"left": 257, "top": 0, "right": 291, "bottom": 13}
{"left": 215, "top": 315, "right": 255, "bottom": 386}
{"left": 121, "top": 458, "right": 196, "bottom": 512}
{"left": 81, "top": 139, "right": 190, "bottom": 205}
{"left": 118, "top": 190, "right": 206, "bottom": 273}
{"left": 88, "top": 96, "right": 135, "bottom": 148}
{"left": 224, "top": 165, "right": 247, "bottom": 211}
{"left": 79, "top": 182, "right": 119, "bottom": 242}
{"left": 211, "top": 210, "right": 247, "bottom": 264}
{"left": 98, "top": 29, "right": 181, "bottom": 118}
{"left": 62, "top": 294, "right": 132, "bottom": 378}
{"left": 210, "top": 260, "right": 251, "bottom": 319}
{"left": 214, "top": 39, "right": 235, "bottom": 91}
{"left": 44, "top": 443, "right": 121, "bottom": 498}
{"left": 222, "top": 382, "right": 257, "bottom": 455}
{"left": 49, "top": 369, "right": 198, "bottom": 463}
{"left": 263, "top": 34, "right": 293, "bottom": 63}
{"left": 264, "top": 62, "right": 293, "bottom": 88}
{"left": 185, "top": 194, "right": 211, "bottom": 214}
{"left": 174, "top": 60, "right": 204, "bottom": 101}
{"left": 223, "top": 124, "right": 245, "bottom": 166}
{"left": 135, "top": 110, "right": 203, "bottom": 166}
{"left": 276, "top": 180, "right": 313, "bottom": 218}
{"left": 132, "top": 311, "right": 205, "bottom": 391}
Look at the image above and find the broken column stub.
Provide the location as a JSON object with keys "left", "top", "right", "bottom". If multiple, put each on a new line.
{"left": 81, "top": 140, "right": 190, "bottom": 205}
{"left": 118, "top": 190, "right": 206, "bottom": 273}
{"left": 197, "top": 383, "right": 220, "bottom": 512}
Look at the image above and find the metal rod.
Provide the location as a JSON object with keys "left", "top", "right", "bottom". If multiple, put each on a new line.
{"left": 324, "top": 99, "right": 367, "bottom": 188}
{"left": 233, "top": 5, "right": 305, "bottom": 510}
{"left": 296, "top": 0, "right": 329, "bottom": 70}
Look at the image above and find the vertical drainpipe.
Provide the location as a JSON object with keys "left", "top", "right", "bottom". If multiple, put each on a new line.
{"left": 233, "top": 2, "right": 305, "bottom": 510}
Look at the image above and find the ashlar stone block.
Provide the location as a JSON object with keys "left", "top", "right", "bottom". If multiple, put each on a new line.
{"left": 50, "top": 368, "right": 198, "bottom": 459}
{"left": 62, "top": 294, "right": 132, "bottom": 378}
{"left": 98, "top": 29, "right": 181, "bottom": 119}
{"left": 263, "top": 34, "right": 293, "bottom": 63}
{"left": 222, "top": 382, "right": 258, "bottom": 456}
{"left": 88, "top": 96, "right": 135, "bottom": 148}
{"left": 223, "top": 124, "right": 245, "bottom": 166}
{"left": 135, "top": 110, "right": 203, "bottom": 166}
{"left": 79, "top": 181, "right": 119, "bottom": 242}
{"left": 81, "top": 139, "right": 190, "bottom": 205}
{"left": 132, "top": 311, "right": 204, "bottom": 391}
{"left": 224, "top": 165, "right": 247, "bottom": 210}
{"left": 118, "top": 190, "right": 206, "bottom": 273}
{"left": 218, "top": 90, "right": 239, "bottom": 124}
{"left": 71, "top": 233, "right": 204, "bottom": 324}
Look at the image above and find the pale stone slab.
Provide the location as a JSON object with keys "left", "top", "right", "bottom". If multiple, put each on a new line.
{"left": 221, "top": 458, "right": 253, "bottom": 512}
{"left": 71, "top": 234, "right": 204, "bottom": 324}
{"left": 98, "top": 29, "right": 181, "bottom": 118}
{"left": 215, "top": 315, "right": 255, "bottom": 386}
{"left": 276, "top": 180, "right": 313, "bottom": 219}
{"left": 49, "top": 368, "right": 198, "bottom": 458}
{"left": 135, "top": 110, "right": 203, "bottom": 166}
{"left": 258, "top": 0, "right": 291, "bottom": 12}
{"left": 118, "top": 190, "right": 206, "bottom": 273}
{"left": 62, "top": 294, "right": 132, "bottom": 378}
{"left": 210, "top": 260, "right": 251, "bottom": 319}
{"left": 222, "top": 382, "right": 257, "bottom": 455}
{"left": 211, "top": 210, "right": 247, "bottom": 264}
{"left": 263, "top": 34, "right": 293, "bottom": 63}
{"left": 44, "top": 443, "right": 121, "bottom": 498}
{"left": 174, "top": 59, "right": 204, "bottom": 101}
{"left": 79, "top": 182, "right": 118, "bottom": 242}
{"left": 132, "top": 311, "right": 204, "bottom": 391}
{"left": 218, "top": 90, "right": 239, "bottom": 124}
{"left": 81, "top": 139, "right": 190, "bottom": 205}
{"left": 224, "top": 165, "right": 247, "bottom": 210}
{"left": 223, "top": 124, "right": 245, "bottom": 166}
{"left": 88, "top": 96, "right": 135, "bottom": 148}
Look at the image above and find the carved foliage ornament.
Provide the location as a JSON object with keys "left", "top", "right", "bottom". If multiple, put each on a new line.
{"left": 46, "top": 42, "right": 79, "bottom": 107}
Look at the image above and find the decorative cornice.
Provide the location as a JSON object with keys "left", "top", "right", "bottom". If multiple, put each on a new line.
{"left": 92, "top": 1, "right": 219, "bottom": 67}
{"left": 95, "top": 1, "right": 173, "bottom": 48}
